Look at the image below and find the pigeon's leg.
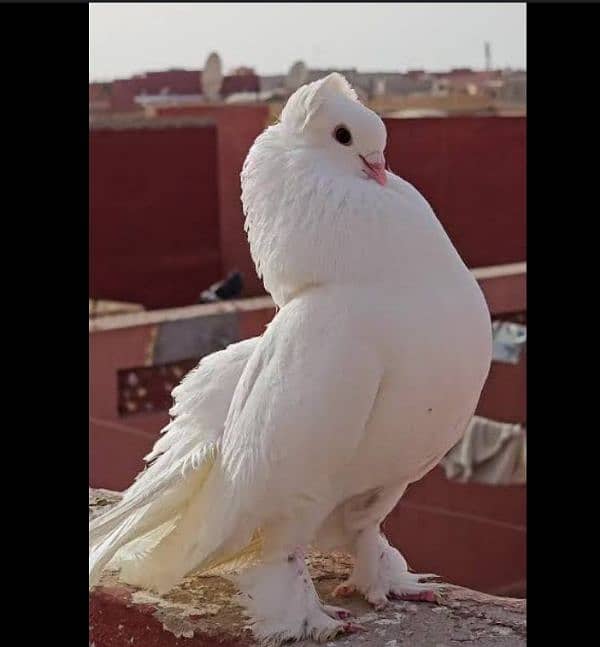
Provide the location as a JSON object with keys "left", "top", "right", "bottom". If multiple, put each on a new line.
{"left": 235, "top": 518, "right": 360, "bottom": 645}
{"left": 332, "top": 487, "right": 441, "bottom": 610}
{"left": 333, "top": 528, "right": 441, "bottom": 609}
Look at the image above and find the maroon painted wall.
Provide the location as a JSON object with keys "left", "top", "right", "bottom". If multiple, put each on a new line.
{"left": 146, "top": 113, "right": 525, "bottom": 299}
{"left": 90, "top": 114, "right": 525, "bottom": 308}
{"left": 155, "top": 105, "right": 271, "bottom": 297}
{"left": 90, "top": 124, "right": 222, "bottom": 309}
{"left": 383, "top": 116, "right": 526, "bottom": 268}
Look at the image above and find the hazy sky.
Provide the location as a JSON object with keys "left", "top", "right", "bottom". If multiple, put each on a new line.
{"left": 89, "top": 3, "right": 526, "bottom": 81}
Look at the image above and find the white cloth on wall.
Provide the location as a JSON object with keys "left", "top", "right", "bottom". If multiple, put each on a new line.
{"left": 440, "top": 415, "right": 526, "bottom": 485}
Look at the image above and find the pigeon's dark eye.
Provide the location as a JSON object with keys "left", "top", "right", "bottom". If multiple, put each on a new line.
{"left": 333, "top": 125, "right": 352, "bottom": 146}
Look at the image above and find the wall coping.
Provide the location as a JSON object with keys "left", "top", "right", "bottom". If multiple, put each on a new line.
{"left": 90, "top": 115, "right": 217, "bottom": 130}
{"left": 89, "top": 262, "right": 525, "bottom": 334}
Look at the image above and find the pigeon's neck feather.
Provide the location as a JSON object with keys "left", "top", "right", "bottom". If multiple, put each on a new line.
{"left": 241, "top": 129, "right": 468, "bottom": 307}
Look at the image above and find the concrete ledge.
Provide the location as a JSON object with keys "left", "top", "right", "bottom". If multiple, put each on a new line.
{"left": 89, "top": 490, "right": 526, "bottom": 647}
{"left": 89, "top": 262, "right": 526, "bottom": 334}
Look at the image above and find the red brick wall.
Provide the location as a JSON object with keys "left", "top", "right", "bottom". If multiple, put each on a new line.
{"left": 90, "top": 124, "right": 222, "bottom": 309}
{"left": 383, "top": 116, "right": 526, "bottom": 268}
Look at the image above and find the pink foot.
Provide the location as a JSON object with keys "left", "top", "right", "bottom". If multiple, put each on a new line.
{"left": 390, "top": 590, "right": 439, "bottom": 603}
{"left": 373, "top": 598, "right": 389, "bottom": 611}
{"left": 332, "top": 583, "right": 357, "bottom": 598}
{"left": 343, "top": 622, "right": 366, "bottom": 634}
{"left": 322, "top": 604, "right": 354, "bottom": 620}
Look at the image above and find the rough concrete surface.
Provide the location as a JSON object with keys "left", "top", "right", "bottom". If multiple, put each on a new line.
{"left": 89, "top": 489, "right": 526, "bottom": 646}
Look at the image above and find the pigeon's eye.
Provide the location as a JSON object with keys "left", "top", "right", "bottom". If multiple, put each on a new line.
{"left": 333, "top": 125, "right": 352, "bottom": 146}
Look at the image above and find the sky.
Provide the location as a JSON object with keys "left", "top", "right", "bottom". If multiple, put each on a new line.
{"left": 89, "top": 3, "right": 526, "bottom": 82}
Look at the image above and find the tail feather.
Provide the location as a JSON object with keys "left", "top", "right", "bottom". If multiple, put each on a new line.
{"left": 90, "top": 461, "right": 182, "bottom": 547}
{"left": 116, "top": 466, "right": 262, "bottom": 593}
{"left": 89, "top": 337, "right": 260, "bottom": 590}
{"left": 89, "top": 507, "right": 154, "bottom": 586}
{"left": 89, "top": 445, "right": 217, "bottom": 589}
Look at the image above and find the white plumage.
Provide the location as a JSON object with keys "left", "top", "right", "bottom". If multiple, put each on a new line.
{"left": 89, "top": 73, "right": 492, "bottom": 644}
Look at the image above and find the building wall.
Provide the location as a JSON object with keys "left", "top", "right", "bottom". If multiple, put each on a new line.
{"left": 155, "top": 104, "right": 271, "bottom": 297}
{"left": 90, "top": 122, "right": 222, "bottom": 309}
{"left": 144, "top": 112, "right": 524, "bottom": 298}
{"left": 90, "top": 113, "right": 525, "bottom": 307}
{"left": 91, "top": 71, "right": 261, "bottom": 114}
{"left": 384, "top": 116, "right": 526, "bottom": 268}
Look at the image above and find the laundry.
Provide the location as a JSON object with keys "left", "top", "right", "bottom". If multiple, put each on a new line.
{"left": 440, "top": 415, "right": 526, "bottom": 485}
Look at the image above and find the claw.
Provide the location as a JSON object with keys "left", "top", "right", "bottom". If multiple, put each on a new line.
{"left": 332, "top": 583, "right": 356, "bottom": 598}
{"left": 322, "top": 604, "right": 354, "bottom": 620}
{"left": 410, "top": 572, "right": 442, "bottom": 583}
{"left": 343, "top": 622, "right": 366, "bottom": 634}
{"left": 390, "top": 590, "right": 440, "bottom": 603}
{"left": 373, "top": 599, "right": 388, "bottom": 611}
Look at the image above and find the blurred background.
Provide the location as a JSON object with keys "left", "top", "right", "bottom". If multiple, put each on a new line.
{"left": 89, "top": 3, "right": 526, "bottom": 598}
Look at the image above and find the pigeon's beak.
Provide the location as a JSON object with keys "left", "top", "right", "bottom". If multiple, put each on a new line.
{"left": 359, "top": 152, "right": 387, "bottom": 186}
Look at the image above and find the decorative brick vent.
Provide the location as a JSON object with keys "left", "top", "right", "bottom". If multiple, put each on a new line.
{"left": 117, "top": 359, "right": 199, "bottom": 416}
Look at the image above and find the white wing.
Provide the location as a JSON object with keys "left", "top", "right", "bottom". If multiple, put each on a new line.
{"left": 142, "top": 336, "right": 260, "bottom": 470}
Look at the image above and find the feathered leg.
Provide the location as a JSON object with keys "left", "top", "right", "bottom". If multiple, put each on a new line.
{"left": 332, "top": 529, "right": 440, "bottom": 609}
{"left": 328, "top": 486, "right": 441, "bottom": 610}
{"left": 233, "top": 510, "right": 363, "bottom": 646}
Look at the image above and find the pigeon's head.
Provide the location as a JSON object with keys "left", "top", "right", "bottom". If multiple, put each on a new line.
{"left": 279, "top": 73, "right": 388, "bottom": 186}
{"left": 241, "top": 73, "right": 420, "bottom": 306}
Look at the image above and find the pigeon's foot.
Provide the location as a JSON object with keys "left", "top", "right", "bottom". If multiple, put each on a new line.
{"left": 332, "top": 582, "right": 357, "bottom": 598}
{"left": 322, "top": 603, "right": 354, "bottom": 620}
{"left": 253, "top": 605, "right": 363, "bottom": 645}
{"left": 338, "top": 530, "right": 442, "bottom": 611}
{"left": 334, "top": 568, "right": 441, "bottom": 610}
{"left": 389, "top": 587, "right": 440, "bottom": 603}
{"left": 236, "top": 548, "right": 362, "bottom": 645}
{"left": 378, "top": 570, "right": 442, "bottom": 608}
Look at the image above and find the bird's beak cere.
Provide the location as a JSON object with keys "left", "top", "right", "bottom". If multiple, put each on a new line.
{"left": 359, "top": 152, "right": 387, "bottom": 186}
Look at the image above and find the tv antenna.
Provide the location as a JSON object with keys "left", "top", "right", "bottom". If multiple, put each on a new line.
{"left": 484, "top": 42, "right": 492, "bottom": 71}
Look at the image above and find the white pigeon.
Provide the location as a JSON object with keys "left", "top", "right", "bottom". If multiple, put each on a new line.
{"left": 89, "top": 73, "right": 492, "bottom": 645}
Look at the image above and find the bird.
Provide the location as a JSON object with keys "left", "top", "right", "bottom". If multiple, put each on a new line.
{"left": 89, "top": 73, "right": 492, "bottom": 645}
{"left": 198, "top": 270, "right": 244, "bottom": 303}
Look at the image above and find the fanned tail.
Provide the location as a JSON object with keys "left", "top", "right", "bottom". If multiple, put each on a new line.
{"left": 89, "top": 337, "right": 261, "bottom": 592}
{"left": 89, "top": 443, "right": 217, "bottom": 589}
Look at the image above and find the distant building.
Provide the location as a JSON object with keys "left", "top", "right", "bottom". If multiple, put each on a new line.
{"left": 383, "top": 108, "right": 449, "bottom": 119}
{"left": 221, "top": 73, "right": 260, "bottom": 97}
{"left": 355, "top": 72, "right": 434, "bottom": 98}
{"left": 259, "top": 75, "right": 286, "bottom": 93}
{"left": 89, "top": 67, "right": 260, "bottom": 115}
{"left": 499, "top": 71, "right": 526, "bottom": 104}
{"left": 428, "top": 68, "right": 526, "bottom": 101}
{"left": 89, "top": 82, "right": 112, "bottom": 115}
{"left": 92, "top": 65, "right": 526, "bottom": 117}
{"left": 260, "top": 68, "right": 432, "bottom": 100}
{"left": 229, "top": 66, "right": 256, "bottom": 76}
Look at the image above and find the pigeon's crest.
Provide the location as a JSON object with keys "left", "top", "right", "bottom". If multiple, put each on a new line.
{"left": 280, "top": 72, "right": 359, "bottom": 132}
